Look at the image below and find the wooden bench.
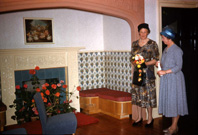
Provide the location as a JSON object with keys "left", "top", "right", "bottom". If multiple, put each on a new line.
{"left": 80, "top": 88, "right": 132, "bottom": 119}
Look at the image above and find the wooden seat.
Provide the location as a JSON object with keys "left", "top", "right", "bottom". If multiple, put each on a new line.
{"left": 80, "top": 88, "right": 132, "bottom": 119}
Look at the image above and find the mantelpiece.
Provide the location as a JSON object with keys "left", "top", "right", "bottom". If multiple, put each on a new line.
{"left": 0, "top": 47, "right": 84, "bottom": 125}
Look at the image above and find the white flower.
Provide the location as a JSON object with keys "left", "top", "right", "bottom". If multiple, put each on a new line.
{"left": 135, "top": 54, "right": 144, "bottom": 60}
{"left": 139, "top": 55, "right": 143, "bottom": 60}
{"left": 135, "top": 55, "right": 139, "bottom": 60}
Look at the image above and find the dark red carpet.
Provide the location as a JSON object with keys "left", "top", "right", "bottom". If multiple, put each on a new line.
{"left": 75, "top": 112, "right": 99, "bottom": 127}
{"left": 4, "top": 112, "right": 99, "bottom": 134}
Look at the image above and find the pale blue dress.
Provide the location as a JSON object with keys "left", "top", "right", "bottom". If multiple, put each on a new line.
{"left": 158, "top": 44, "right": 188, "bottom": 117}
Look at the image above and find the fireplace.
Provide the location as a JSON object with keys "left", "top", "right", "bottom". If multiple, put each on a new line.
{"left": 0, "top": 47, "right": 83, "bottom": 125}
{"left": 15, "top": 67, "right": 66, "bottom": 102}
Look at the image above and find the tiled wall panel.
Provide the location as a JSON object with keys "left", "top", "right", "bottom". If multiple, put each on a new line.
{"left": 78, "top": 51, "right": 132, "bottom": 93}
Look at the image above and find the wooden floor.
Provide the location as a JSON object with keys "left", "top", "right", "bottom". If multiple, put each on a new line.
{"left": 75, "top": 113, "right": 197, "bottom": 135}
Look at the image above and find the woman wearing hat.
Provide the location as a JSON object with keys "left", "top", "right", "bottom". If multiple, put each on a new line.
{"left": 131, "top": 23, "right": 159, "bottom": 127}
{"left": 157, "top": 26, "right": 188, "bottom": 135}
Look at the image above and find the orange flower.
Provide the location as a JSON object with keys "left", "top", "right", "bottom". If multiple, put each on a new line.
{"left": 51, "top": 84, "right": 57, "bottom": 89}
{"left": 45, "top": 90, "right": 50, "bottom": 95}
{"left": 43, "top": 98, "right": 47, "bottom": 103}
{"left": 36, "top": 88, "right": 41, "bottom": 92}
{"left": 29, "top": 69, "right": 36, "bottom": 75}
{"left": 35, "top": 66, "right": 40, "bottom": 70}
{"left": 23, "top": 84, "right": 28, "bottom": 89}
{"left": 139, "top": 69, "right": 142, "bottom": 73}
{"left": 62, "top": 84, "right": 67, "bottom": 88}
{"left": 32, "top": 99, "right": 35, "bottom": 103}
{"left": 45, "top": 83, "right": 49, "bottom": 87}
{"left": 40, "top": 92, "right": 44, "bottom": 97}
{"left": 55, "top": 92, "right": 60, "bottom": 97}
{"left": 15, "top": 85, "right": 20, "bottom": 90}
{"left": 77, "top": 86, "right": 81, "bottom": 91}
{"left": 42, "top": 86, "right": 47, "bottom": 90}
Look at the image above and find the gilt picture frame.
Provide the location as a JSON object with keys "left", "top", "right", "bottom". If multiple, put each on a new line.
{"left": 24, "top": 17, "right": 54, "bottom": 44}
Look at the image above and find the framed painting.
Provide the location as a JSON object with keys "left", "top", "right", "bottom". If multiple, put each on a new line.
{"left": 24, "top": 18, "right": 54, "bottom": 44}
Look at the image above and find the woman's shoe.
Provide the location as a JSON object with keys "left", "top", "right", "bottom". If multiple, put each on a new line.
{"left": 163, "top": 127, "right": 170, "bottom": 133}
{"left": 132, "top": 119, "right": 143, "bottom": 126}
{"left": 145, "top": 119, "right": 154, "bottom": 128}
{"left": 164, "top": 127, "right": 178, "bottom": 135}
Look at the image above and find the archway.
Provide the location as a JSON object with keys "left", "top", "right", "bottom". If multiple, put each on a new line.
{"left": 0, "top": 0, "right": 144, "bottom": 41}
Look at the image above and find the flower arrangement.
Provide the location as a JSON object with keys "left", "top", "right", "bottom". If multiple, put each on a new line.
{"left": 132, "top": 54, "right": 147, "bottom": 82}
{"left": 10, "top": 66, "right": 81, "bottom": 123}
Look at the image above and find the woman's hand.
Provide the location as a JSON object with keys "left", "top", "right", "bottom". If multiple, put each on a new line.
{"left": 157, "top": 70, "right": 166, "bottom": 76}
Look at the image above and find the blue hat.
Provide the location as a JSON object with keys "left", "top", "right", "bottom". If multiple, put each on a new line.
{"left": 160, "top": 26, "right": 175, "bottom": 39}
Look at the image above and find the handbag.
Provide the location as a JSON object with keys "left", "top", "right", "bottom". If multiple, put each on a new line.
{"left": 146, "top": 68, "right": 156, "bottom": 80}
{"left": 132, "top": 70, "right": 146, "bottom": 86}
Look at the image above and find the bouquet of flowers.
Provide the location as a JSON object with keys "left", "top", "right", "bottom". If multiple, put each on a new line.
{"left": 131, "top": 54, "right": 146, "bottom": 85}
{"left": 132, "top": 54, "right": 146, "bottom": 68}
{"left": 10, "top": 66, "right": 81, "bottom": 123}
{"left": 30, "top": 66, "right": 81, "bottom": 116}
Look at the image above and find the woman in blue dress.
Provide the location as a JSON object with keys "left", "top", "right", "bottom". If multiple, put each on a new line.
{"left": 157, "top": 26, "right": 188, "bottom": 135}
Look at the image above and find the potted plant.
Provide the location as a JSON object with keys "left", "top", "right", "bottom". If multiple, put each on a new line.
{"left": 10, "top": 66, "right": 81, "bottom": 123}
{"left": 9, "top": 84, "right": 35, "bottom": 124}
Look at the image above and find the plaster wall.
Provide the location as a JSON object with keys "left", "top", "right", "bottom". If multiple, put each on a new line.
{"left": 103, "top": 15, "right": 131, "bottom": 51}
{"left": 0, "top": 9, "right": 104, "bottom": 51}
{"left": 145, "top": 0, "right": 158, "bottom": 44}
{"left": 0, "top": 8, "right": 132, "bottom": 51}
